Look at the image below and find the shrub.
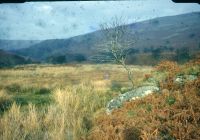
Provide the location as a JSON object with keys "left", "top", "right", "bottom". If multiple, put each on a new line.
{"left": 35, "top": 88, "right": 51, "bottom": 95}
{"left": 155, "top": 61, "right": 180, "bottom": 74}
{"left": 0, "top": 99, "right": 12, "bottom": 114}
{"left": 0, "top": 90, "right": 12, "bottom": 114}
{"left": 156, "top": 61, "right": 180, "bottom": 91}
{"left": 87, "top": 60, "right": 200, "bottom": 140}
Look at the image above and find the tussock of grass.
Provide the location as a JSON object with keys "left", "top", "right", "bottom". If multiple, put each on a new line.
{"left": 0, "top": 82, "right": 110, "bottom": 140}
{"left": 0, "top": 90, "right": 12, "bottom": 114}
{"left": 1, "top": 62, "right": 198, "bottom": 140}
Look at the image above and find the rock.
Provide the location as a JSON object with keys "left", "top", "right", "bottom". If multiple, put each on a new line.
{"left": 106, "top": 74, "right": 197, "bottom": 114}
{"left": 175, "top": 74, "right": 198, "bottom": 84}
{"left": 175, "top": 76, "right": 184, "bottom": 84}
{"left": 186, "top": 75, "right": 198, "bottom": 81}
{"left": 106, "top": 85, "right": 159, "bottom": 114}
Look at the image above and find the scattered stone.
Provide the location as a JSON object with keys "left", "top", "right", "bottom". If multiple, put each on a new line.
{"left": 175, "top": 74, "right": 198, "bottom": 84}
{"left": 106, "top": 74, "right": 198, "bottom": 114}
{"left": 175, "top": 76, "right": 184, "bottom": 85}
{"left": 186, "top": 75, "right": 198, "bottom": 81}
{"left": 106, "top": 85, "right": 159, "bottom": 114}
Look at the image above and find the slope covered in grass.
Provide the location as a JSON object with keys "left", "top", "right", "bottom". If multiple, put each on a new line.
{"left": 0, "top": 59, "right": 199, "bottom": 140}
{"left": 0, "top": 49, "right": 32, "bottom": 68}
{"left": 87, "top": 59, "right": 200, "bottom": 140}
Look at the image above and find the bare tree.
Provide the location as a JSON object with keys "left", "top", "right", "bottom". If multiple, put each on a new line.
{"left": 100, "top": 17, "right": 136, "bottom": 88}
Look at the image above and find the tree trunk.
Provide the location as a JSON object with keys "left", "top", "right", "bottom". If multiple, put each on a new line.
{"left": 121, "top": 61, "right": 134, "bottom": 88}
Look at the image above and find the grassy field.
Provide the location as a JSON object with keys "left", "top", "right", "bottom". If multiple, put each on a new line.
{"left": 87, "top": 60, "right": 200, "bottom": 140}
{"left": 0, "top": 61, "right": 199, "bottom": 140}
{"left": 0, "top": 64, "right": 152, "bottom": 140}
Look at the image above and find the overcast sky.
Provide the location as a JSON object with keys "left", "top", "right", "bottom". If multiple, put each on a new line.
{"left": 0, "top": 0, "right": 199, "bottom": 40}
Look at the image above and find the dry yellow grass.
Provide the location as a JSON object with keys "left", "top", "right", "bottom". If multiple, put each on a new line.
{"left": 0, "top": 64, "right": 152, "bottom": 140}
{"left": 1, "top": 61, "right": 198, "bottom": 140}
{"left": 0, "top": 64, "right": 152, "bottom": 88}
{"left": 0, "top": 82, "right": 110, "bottom": 140}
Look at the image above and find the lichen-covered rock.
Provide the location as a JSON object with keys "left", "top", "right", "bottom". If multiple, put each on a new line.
{"left": 106, "top": 86, "right": 159, "bottom": 114}
{"left": 186, "top": 75, "right": 198, "bottom": 81}
{"left": 106, "top": 74, "right": 198, "bottom": 114}
{"left": 175, "top": 76, "right": 184, "bottom": 84}
{"left": 175, "top": 74, "right": 198, "bottom": 84}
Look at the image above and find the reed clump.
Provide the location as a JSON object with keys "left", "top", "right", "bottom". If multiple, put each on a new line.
{"left": 0, "top": 83, "right": 109, "bottom": 140}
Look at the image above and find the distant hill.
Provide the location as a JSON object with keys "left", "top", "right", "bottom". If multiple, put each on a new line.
{"left": 0, "top": 40, "right": 41, "bottom": 51}
{"left": 10, "top": 12, "right": 200, "bottom": 65}
{"left": 0, "top": 49, "right": 32, "bottom": 68}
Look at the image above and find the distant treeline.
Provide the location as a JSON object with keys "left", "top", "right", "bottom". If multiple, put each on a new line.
{"left": 46, "top": 53, "right": 86, "bottom": 64}
{"left": 45, "top": 46, "right": 199, "bottom": 66}
{"left": 126, "top": 46, "right": 198, "bottom": 65}
{"left": 0, "top": 46, "right": 199, "bottom": 68}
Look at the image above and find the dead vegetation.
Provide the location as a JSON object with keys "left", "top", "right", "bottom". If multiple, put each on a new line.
{"left": 87, "top": 59, "right": 200, "bottom": 140}
{"left": 0, "top": 60, "right": 199, "bottom": 140}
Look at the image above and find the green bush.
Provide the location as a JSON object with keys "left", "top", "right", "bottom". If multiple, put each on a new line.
{"left": 166, "top": 96, "right": 176, "bottom": 106}
{"left": 35, "top": 88, "right": 51, "bottom": 95}
{"left": 0, "top": 98, "right": 13, "bottom": 114}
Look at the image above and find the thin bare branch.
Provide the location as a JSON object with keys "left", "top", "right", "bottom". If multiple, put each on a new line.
{"left": 99, "top": 16, "right": 136, "bottom": 88}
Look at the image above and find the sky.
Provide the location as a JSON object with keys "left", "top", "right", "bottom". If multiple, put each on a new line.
{"left": 0, "top": 0, "right": 199, "bottom": 40}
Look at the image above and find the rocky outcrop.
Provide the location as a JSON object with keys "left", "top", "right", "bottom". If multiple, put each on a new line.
{"left": 106, "top": 85, "right": 159, "bottom": 114}
{"left": 175, "top": 74, "right": 198, "bottom": 85}
{"left": 106, "top": 74, "right": 198, "bottom": 114}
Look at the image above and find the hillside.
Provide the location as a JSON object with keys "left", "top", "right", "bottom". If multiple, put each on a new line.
{"left": 0, "top": 40, "right": 41, "bottom": 51}
{"left": 0, "top": 49, "right": 32, "bottom": 68}
{"left": 10, "top": 12, "right": 200, "bottom": 64}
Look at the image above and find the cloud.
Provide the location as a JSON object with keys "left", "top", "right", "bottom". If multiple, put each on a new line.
{"left": 0, "top": 1, "right": 199, "bottom": 40}
{"left": 35, "top": 19, "right": 47, "bottom": 28}
{"left": 36, "top": 5, "right": 53, "bottom": 14}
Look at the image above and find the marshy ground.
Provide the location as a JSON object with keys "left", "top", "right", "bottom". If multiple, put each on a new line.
{"left": 0, "top": 64, "right": 151, "bottom": 140}
{"left": 0, "top": 61, "right": 199, "bottom": 140}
